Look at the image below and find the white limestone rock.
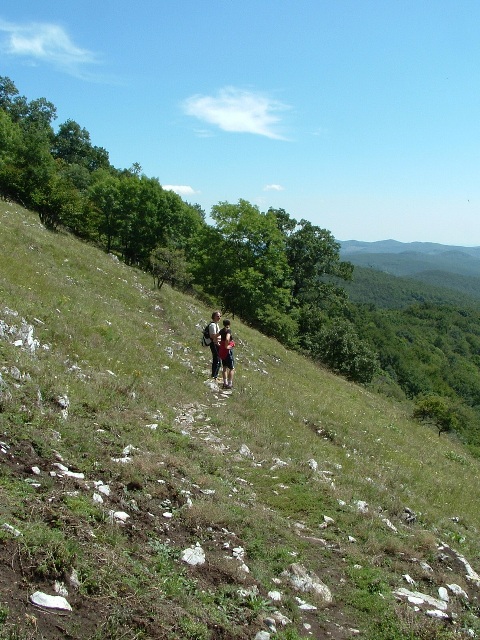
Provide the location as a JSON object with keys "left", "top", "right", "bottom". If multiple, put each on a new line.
{"left": 282, "top": 563, "right": 332, "bottom": 604}
{"left": 109, "top": 510, "right": 130, "bottom": 524}
{"left": 394, "top": 588, "right": 448, "bottom": 611}
{"left": 2, "top": 523, "right": 22, "bottom": 537}
{"left": 29, "top": 591, "right": 72, "bottom": 611}
{"left": 69, "top": 569, "right": 81, "bottom": 589}
{"left": 354, "top": 500, "right": 368, "bottom": 513}
{"left": 181, "top": 543, "right": 205, "bottom": 566}
{"left": 438, "top": 586, "right": 449, "bottom": 602}
{"left": 447, "top": 583, "right": 468, "bottom": 599}
{"left": 271, "top": 610, "right": 291, "bottom": 626}
{"left": 295, "top": 597, "right": 317, "bottom": 610}
{"left": 54, "top": 581, "right": 69, "bottom": 597}
{"left": 239, "top": 444, "right": 253, "bottom": 458}
{"left": 426, "top": 609, "right": 450, "bottom": 619}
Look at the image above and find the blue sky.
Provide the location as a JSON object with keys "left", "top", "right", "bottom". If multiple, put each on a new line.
{"left": 1, "top": 1, "right": 479, "bottom": 246}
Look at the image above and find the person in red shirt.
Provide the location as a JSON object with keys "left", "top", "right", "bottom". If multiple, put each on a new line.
{"left": 218, "top": 319, "right": 235, "bottom": 389}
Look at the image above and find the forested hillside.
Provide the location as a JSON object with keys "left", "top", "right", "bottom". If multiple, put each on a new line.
{"left": 340, "top": 241, "right": 480, "bottom": 298}
{"left": 341, "top": 266, "right": 480, "bottom": 309}
{"left": 2, "top": 75, "right": 480, "bottom": 456}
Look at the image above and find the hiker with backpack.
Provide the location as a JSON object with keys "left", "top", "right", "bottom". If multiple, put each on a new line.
{"left": 219, "top": 318, "right": 235, "bottom": 389}
{"left": 205, "top": 310, "right": 222, "bottom": 383}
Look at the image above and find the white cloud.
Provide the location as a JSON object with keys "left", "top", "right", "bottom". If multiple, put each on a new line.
{"left": 0, "top": 19, "right": 99, "bottom": 78}
{"left": 163, "top": 185, "right": 198, "bottom": 196}
{"left": 264, "top": 184, "right": 285, "bottom": 192}
{"left": 183, "top": 87, "right": 290, "bottom": 140}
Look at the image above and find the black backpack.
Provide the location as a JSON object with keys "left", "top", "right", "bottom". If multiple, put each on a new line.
{"left": 201, "top": 324, "right": 211, "bottom": 346}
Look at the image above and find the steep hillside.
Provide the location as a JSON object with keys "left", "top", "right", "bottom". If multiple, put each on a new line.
{"left": 2, "top": 203, "right": 480, "bottom": 640}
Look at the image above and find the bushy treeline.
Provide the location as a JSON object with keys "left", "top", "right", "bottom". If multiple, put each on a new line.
{"left": 0, "top": 77, "right": 204, "bottom": 264}
{"left": 3, "top": 76, "right": 480, "bottom": 450}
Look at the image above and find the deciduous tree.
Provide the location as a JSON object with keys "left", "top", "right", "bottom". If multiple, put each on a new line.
{"left": 209, "top": 200, "right": 294, "bottom": 337}
{"left": 149, "top": 246, "right": 191, "bottom": 290}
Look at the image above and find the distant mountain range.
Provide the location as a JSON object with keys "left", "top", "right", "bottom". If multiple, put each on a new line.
{"left": 339, "top": 240, "right": 480, "bottom": 302}
{"left": 340, "top": 239, "right": 480, "bottom": 258}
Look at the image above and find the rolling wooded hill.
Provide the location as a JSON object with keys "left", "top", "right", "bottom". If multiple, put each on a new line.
{"left": 340, "top": 240, "right": 480, "bottom": 301}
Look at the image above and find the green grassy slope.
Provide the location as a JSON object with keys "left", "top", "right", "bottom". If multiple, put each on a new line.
{"left": 1, "top": 202, "right": 480, "bottom": 640}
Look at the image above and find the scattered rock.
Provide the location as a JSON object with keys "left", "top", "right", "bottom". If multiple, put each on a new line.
{"left": 354, "top": 500, "right": 368, "bottom": 513}
{"left": 270, "top": 457, "right": 289, "bottom": 470}
{"left": 122, "top": 444, "right": 138, "bottom": 456}
{"left": 426, "top": 609, "right": 450, "bottom": 619}
{"left": 29, "top": 591, "right": 72, "bottom": 611}
{"left": 282, "top": 563, "right": 332, "bottom": 604}
{"left": 447, "top": 583, "right": 468, "bottom": 599}
{"left": 93, "top": 481, "right": 110, "bottom": 496}
{"left": 438, "top": 586, "right": 449, "bottom": 602}
{"left": 271, "top": 610, "right": 291, "bottom": 626}
{"left": 295, "top": 597, "right": 317, "bottom": 610}
{"left": 52, "top": 463, "right": 85, "bottom": 479}
{"left": 381, "top": 517, "right": 398, "bottom": 532}
{"left": 450, "top": 546, "right": 480, "bottom": 585}
{"left": 109, "top": 510, "right": 130, "bottom": 524}
{"left": 394, "top": 587, "right": 448, "bottom": 611}
{"left": 403, "top": 507, "right": 417, "bottom": 524}
{"left": 54, "top": 581, "right": 69, "bottom": 597}
{"left": 319, "top": 515, "right": 335, "bottom": 529}
{"left": 69, "top": 569, "right": 81, "bottom": 589}
{"left": 264, "top": 617, "right": 276, "bottom": 632}
{"left": 239, "top": 444, "right": 253, "bottom": 459}
{"left": 181, "top": 543, "right": 206, "bottom": 566}
{"left": 2, "top": 523, "right": 22, "bottom": 537}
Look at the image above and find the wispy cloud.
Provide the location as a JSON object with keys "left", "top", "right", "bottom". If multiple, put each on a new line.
{"left": 163, "top": 185, "right": 199, "bottom": 196}
{"left": 183, "top": 87, "right": 290, "bottom": 140}
{"left": 264, "top": 184, "right": 285, "bottom": 192}
{"left": 0, "top": 18, "right": 100, "bottom": 79}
